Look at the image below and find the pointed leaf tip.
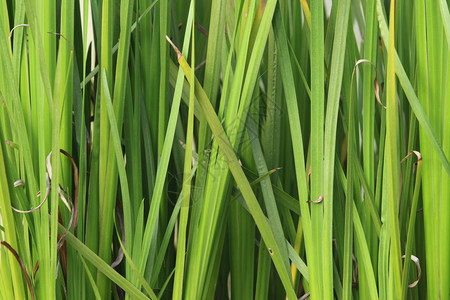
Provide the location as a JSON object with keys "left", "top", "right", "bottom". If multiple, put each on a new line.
{"left": 165, "top": 35, "right": 182, "bottom": 60}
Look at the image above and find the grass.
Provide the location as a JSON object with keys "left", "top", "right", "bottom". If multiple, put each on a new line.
{"left": 0, "top": 0, "right": 449, "bottom": 299}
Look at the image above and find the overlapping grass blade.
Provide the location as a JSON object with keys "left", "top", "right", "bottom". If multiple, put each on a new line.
{"left": 136, "top": 2, "right": 194, "bottom": 288}
{"left": 376, "top": 0, "right": 450, "bottom": 174}
{"left": 273, "top": 5, "right": 315, "bottom": 297}
{"left": 57, "top": 223, "right": 149, "bottom": 300}
{"left": 172, "top": 1, "right": 195, "bottom": 297}
{"left": 170, "top": 41, "right": 297, "bottom": 299}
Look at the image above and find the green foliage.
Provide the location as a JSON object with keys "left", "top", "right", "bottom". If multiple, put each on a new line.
{"left": 0, "top": 0, "right": 448, "bottom": 299}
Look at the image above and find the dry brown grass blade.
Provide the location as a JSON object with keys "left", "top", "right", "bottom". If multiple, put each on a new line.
{"left": 46, "top": 32, "right": 74, "bottom": 52}
{"left": 56, "top": 187, "right": 74, "bottom": 252}
{"left": 299, "top": 291, "right": 310, "bottom": 300}
{"left": 33, "top": 261, "right": 39, "bottom": 278}
{"left": 58, "top": 211, "right": 68, "bottom": 281}
{"left": 1, "top": 241, "right": 35, "bottom": 300}
{"left": 194, "top": 22, "right": 208, "bottom": 37}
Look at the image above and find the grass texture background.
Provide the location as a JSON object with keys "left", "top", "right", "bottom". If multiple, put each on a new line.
{"left": 0, "top": 0, "right": 449, "bottom": 299}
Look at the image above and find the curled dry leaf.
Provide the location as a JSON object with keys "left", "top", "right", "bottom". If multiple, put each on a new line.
{"left": 400, "top": 150, "right": 422, "bottom": 163}
{"left": 9, "top": 24, "right": 30, "bottom": 39}
{"left": 12, "top": 173, "right": 50, "bottom": 214}
{"left": 47, "top": 149, "right": 80, "bottom": 236}
{"left": 13, "top": 149, "right": 79, "bottom": 255}
{"left": 352, "top": 254, "right": 358, "bottom": 288}
{"left": 402, "top": 254, "right": 421, "bottom": 288}
{"left": 111, "top": 248, "right": 125, "bottom": 269}
{"left": 307, "top": 195, "right": 323, "bottom": 204}
{"left": 352, "top": 59, "right": 386, "bottom": 109}
{"left": 14, "top": 179, "right": 25, "bottom": 188}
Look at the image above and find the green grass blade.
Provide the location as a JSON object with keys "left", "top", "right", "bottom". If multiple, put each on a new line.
{"left": 79, "top": 256, "right": 101, "bottom": 300}
{"left": 343, "top": 61, "right": 357, "bottom": 300}
{"left": 310, "top": 0, "right": 325, "bottom": 294}
{"left": 440, "top": 59, "right": 450, "bottom": 300}
{"left": 255, "top": 240, "right": 271, "bottom": 300}
{"left": 439, "top": 0, "right": 450, "bottom": 47}
{"left": 322, "top": 0, "right": 352, "bottom": 297}
{"left": 287, "top": 242, "right": 309, "bottom": 282}
{"left": 385, "top": 1, "right": 402, "bottom": 297}
{"left": 172, "top": 1, "right": 195, "bottom": 297}
{"left": 361, "top": 0, "right": 379, "bottom": 294}
{"left": 157, "top": 0, "right": 169, "bottom": 157}
{"left": 150, "top": 191, "right": 186, "bottom": 286}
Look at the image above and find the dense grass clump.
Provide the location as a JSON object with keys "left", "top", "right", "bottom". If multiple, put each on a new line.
{"left": 0, "top": 0, "right": 449, "bottom": 299}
